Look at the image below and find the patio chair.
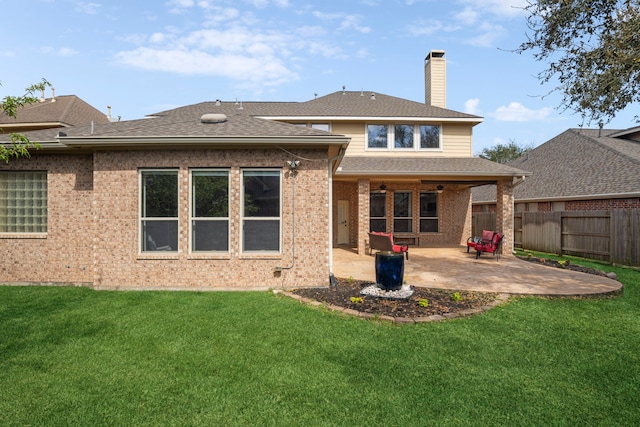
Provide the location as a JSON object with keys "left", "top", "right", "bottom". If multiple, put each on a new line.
{"left": 470, "top": 231, "right": 502, "bottom": 260}
{"left": 467, "top": 229, "right": 495, "bottom": 253}
{"left": 368, "top": 232, "right": 409, "bottom": 259}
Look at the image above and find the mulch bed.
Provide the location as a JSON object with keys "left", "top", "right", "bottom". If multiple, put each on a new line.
{"left": 292, "top": 278, "right": 501, "bottom": 319}
{"left": 515, "top": 255, "right": 609, "bottom": 276}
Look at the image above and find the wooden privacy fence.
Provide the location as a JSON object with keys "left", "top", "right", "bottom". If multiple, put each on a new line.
{"left": 471, "top": 209, "right": 640, "bottom": 267}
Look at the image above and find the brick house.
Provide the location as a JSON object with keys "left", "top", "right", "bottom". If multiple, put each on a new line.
{"left": 1, "top": 50, "right": 528, "bottom": 290}
{"left": 472, "top": 127, "right": 640, "bottom": 213}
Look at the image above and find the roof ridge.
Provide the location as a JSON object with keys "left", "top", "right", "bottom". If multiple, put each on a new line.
{"left": 58, "top": 95, "right": 78, "bottom": 123}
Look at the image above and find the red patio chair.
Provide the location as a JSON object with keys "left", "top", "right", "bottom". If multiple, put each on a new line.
{"left": 473, "top": 232, "right": 503, "bottom": 260}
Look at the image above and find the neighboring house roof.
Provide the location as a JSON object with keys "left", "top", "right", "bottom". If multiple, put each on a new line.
{"left": 148, "top": 91, "right": 483, "bottom": 123}
{"left": 0, "top": 95, "right": 110, "bottom": 132}
{"left": 337, "top": 156, "right": 528, "bottom": 182}
{"left": 472, "top": 128, "right": 640, "bottom": 203}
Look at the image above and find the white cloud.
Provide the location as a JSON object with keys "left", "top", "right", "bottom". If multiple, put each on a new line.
{"left": 458, "top": 0, "right": 528, "bottom": 19}
{"left": 455, "top": 7, "right": 478, "bottom": 25}
{"left": 115, "top": 47, "right": 297, "bottom": 85}
{"left": 312, "top": 11, "right": 371, "bottom": 33}
{"left": 464, "top": 98, "right": 480, "bottom": 115}
{"left": 75, "top": 1, "right": 101, "bottom": 14}
{"left": 463, "top": 21, "right": 507, "bottom": 47}
{"left": 406, "top": 20, "right": 459, "bottom": 37}
{"left": 296, "top": 26, "right": 327, "bottom": 37}
{"left": 491, "top": 102, "right": 552, "bottom": 122}
{"left": 40, "top": 46, "right": 80, "bottom": 56}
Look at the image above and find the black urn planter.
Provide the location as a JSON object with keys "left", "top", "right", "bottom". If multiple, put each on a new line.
{"left": 374, "top": 251, "right": 405, "bottom": 291}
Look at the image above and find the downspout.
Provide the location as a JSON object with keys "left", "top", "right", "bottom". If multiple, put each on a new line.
{"left": 510, "top": 176, "right": 526, "bottom": 255}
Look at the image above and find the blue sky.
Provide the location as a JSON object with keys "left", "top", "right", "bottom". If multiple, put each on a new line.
{"left": 1, "top": 0, "right": 637, "bottom": 153}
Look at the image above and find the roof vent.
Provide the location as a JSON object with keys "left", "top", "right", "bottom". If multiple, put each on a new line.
{"left": 370, "top": 92, "right": 376, "bottom": 100}
{"left": 201, "top": 113, "right": 227, "bottom": 124}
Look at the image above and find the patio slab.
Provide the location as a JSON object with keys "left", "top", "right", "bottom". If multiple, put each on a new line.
{"left": 332, "top": 246, "right": 622, "bottom": 296}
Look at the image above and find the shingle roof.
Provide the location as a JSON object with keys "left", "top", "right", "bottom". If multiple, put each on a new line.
{"left": 0, "top": 95, "right": 110, "bottom": 128}
{"left": 337, "top": 156, "right": 529, "bottom": 179}
{"left": 0, "top": 108, "right": 348, "bottom": 147}
{"left": 472, "top": 128, "right": 640, "bottom": 202}
{"left": 148, "top": 91, "right": 483, "bottom": 122}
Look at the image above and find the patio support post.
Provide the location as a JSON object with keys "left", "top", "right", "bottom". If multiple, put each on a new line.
{"left": 496, "top": 179, "right": 514, "bottom": 255}
{"left": 357, "top": 179, "right": 370, "bottom": 255}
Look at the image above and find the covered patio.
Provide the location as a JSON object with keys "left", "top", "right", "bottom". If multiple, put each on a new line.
{"left": 332, "top": 246, "right": 622, "bottom": 296}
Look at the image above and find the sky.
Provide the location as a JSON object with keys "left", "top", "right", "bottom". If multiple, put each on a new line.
{"left": 1, "top": 0, "right": 638, "bottom": 154}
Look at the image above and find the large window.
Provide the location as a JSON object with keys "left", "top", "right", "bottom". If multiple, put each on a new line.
{"left": 141, "top": 170, "right": 178, "bottom": 252}
{"left": 191, "top": 170, "right": 229, "bottom": 252}
{"left": 370, "top": 192, "right": 386, "bottom": 232}
{"left": 367, "top": 124, "right": 441, "bottom": 150}
{"left": 242, "top": 169, "right": 281, "bottom": 252}
{"left": 420, "top": 192, "right": 439, "bottom": 232}
{"left": 0, "top": 171, "right": 47, "bottom": 233}
{"left": 393, "top": 191, "right": 412, "bottom": 233}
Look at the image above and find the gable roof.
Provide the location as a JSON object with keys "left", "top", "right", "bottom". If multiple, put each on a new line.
{"left": 0, "top": 95, "right": 110, "bottom": 131}
{"left": 148, "top": 91, "right": 483, "bottom": 123}
{"left": 472, "top": 128, "right": 640, "bottom": 203}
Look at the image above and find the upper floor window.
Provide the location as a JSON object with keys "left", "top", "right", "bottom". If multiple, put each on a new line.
{"left": 367, "top": 124, "right": 441, "bottom": 150}
{"left": 242, "top": 169, "right": 281, "bottom": 252}
{"left": 140, "top": 170, "right": 178, "bottom": 252}
{"left": 0, "top": 171, "right": 47, "bottom": 233}
{"left": 367, "top": 124, "right": 388, "bottom": 148}
{"left": 190, "top": 169, "right": 229, "bottom": 252}
{"left": 311, "top": 123, "right": 330, "bottom": 131}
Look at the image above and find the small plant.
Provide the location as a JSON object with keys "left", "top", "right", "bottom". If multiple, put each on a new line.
{"left": 451, "top": 292, "right": 462, "bottom": 302}
{"left": 347, "top": 276, "right": 354, "bottom": 284}
{"left": 418, "top": 298, "right": 429, "bottom": 307}
{"left": 350, "top": 296, "right": 363, "bottom": 304}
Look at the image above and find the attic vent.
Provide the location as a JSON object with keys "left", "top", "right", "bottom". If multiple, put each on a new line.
{"left": 200, "top": 113, "right": 227, "bottom": 124}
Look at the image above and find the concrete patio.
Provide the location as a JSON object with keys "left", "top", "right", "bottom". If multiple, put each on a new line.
{"left": 332, "top": 246, "right": 622, "bottom": 296}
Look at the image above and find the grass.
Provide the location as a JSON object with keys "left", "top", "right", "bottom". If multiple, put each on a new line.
{"left": 1, "top": 255, "right": 639, "bottom": 426}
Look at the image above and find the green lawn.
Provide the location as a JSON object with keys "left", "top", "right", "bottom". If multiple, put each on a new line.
{"left": 1, "top": 257, "right": 639, "bottom": 426}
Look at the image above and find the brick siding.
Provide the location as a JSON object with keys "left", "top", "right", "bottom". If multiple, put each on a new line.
{"left": 1, "top": 149, "right": 332, "bottom": 290}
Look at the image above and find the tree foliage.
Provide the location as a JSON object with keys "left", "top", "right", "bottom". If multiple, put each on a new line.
{"left": 477, "top": 140, "right": 533, "bottom": 163}
{"left": 0, "top": 78, "right": 51, "bottom": 163}
{"left": 517, "top": 0, "right": 640, "bottom": 124}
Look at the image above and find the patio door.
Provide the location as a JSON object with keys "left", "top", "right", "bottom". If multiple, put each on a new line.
{"left": 337, "top": 200, "right": 350, "bottom": 245}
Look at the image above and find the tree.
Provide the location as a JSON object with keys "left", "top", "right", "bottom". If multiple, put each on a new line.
{"left": 517, "top": 0, "right": 640, "bottom": 124}
{"left": 0, "top": 78, "right": 52, "bottom": 163}
{"left": 477, "top": 140, "right": 533, "bottom": 164}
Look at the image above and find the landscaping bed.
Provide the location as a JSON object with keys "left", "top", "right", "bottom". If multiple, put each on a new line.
{"left": 292, "top": 278, "right": 500, "bottom": 319}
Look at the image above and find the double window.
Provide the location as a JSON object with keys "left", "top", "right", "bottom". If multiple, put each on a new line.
{"left": 141, "top": 170, "right": 179, "bottom": 252}
{"left": 367, "top": 124, "right": 441, "bottom": 150}
{"left": 191, "top": 170, "right": 229, "bottom": 252}
{"left": 242, "top": 170, "right": 281, "bottom": 252}
{"left": 0, "top": 171, "right": 47, "bottom": 233}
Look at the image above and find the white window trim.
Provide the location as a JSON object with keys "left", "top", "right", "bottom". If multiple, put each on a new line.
{"left": 189, "top": 168, "right": 230, "bottom": 254}
{"left": 139, "top": 168, "right": 179, "bottom": 254}
{"left": 365, "top": 123, "right": 443, "bottom": 152}
{"left": 240, "top": 168, "right": 282, "bottom": 254}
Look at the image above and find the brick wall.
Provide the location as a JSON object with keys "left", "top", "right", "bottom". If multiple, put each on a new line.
{"left": 566, "top": 198, "right": 640, "bottom": 210}
{"left": 0, "top": 154, "right": 94, "bottom": 284}
{"left": 2, "top": 148, "right": 332, "bottom": 290}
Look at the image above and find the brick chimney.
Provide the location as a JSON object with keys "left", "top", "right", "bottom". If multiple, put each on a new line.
{"left": 424, "top": 50, "right": 446, "bottom": 108}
